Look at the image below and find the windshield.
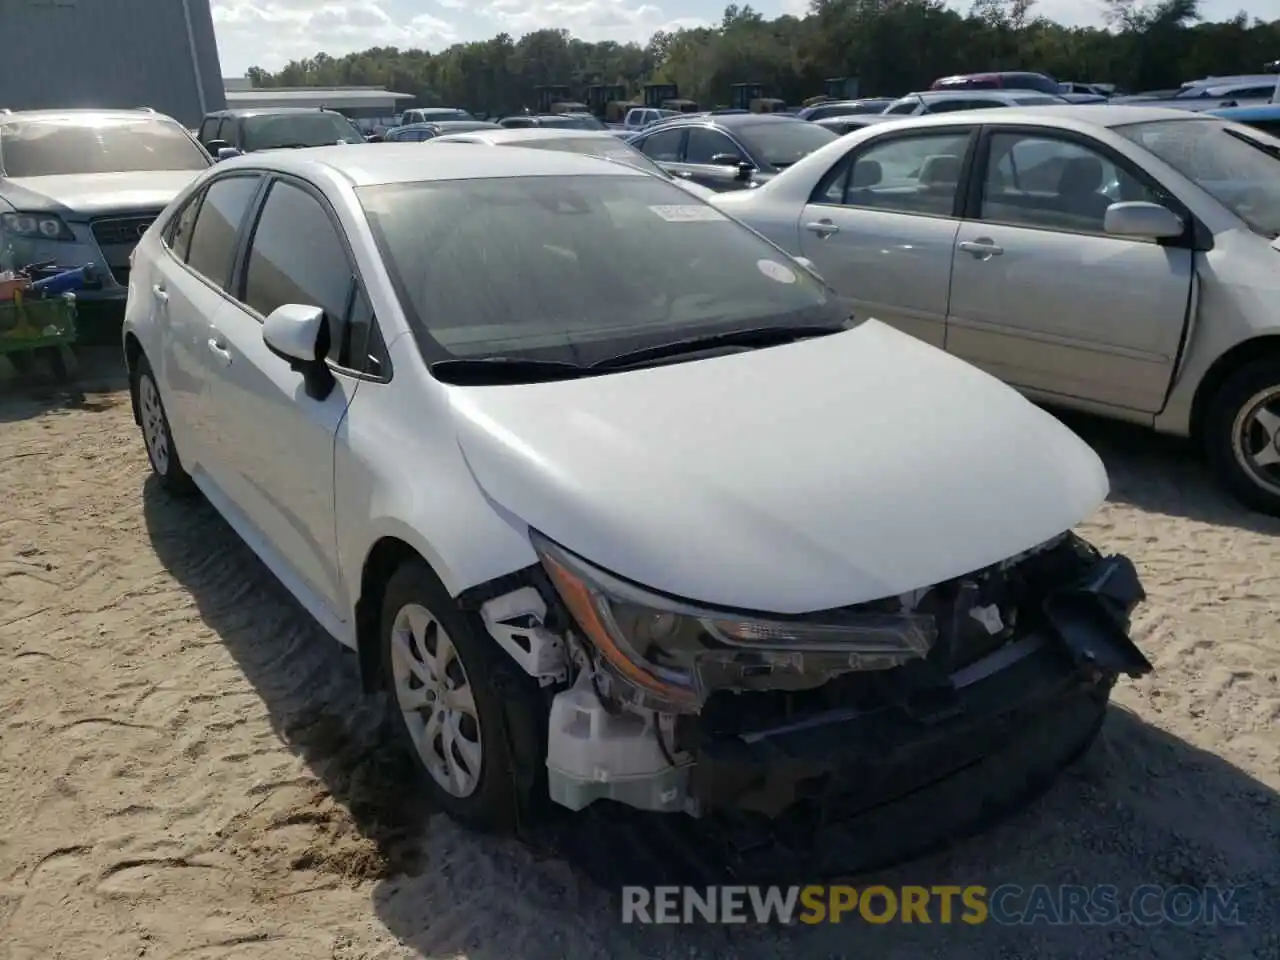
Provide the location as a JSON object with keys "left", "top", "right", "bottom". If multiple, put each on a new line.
{"left": 358, "top": 174, "right": 844, "bottom": 367}
{"left": 735, "top": 120, "right": 837, "bottom": 168}
{"left": 496, "top": 136, "right": 668, "bottom": 178}
{"left": 0, "top": 117, "right": 209, "bottom": 176}
{"left": 1117, "top": 118, "right": 1280, "bottom": 237}
{"left": 241, "top": 113, "right": 363, "bottom": 151}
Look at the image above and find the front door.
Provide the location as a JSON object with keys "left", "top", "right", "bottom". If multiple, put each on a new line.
{"left": 204, "top": 177, "right": 363, "bottom": 618}
{"left": 795, "top": 127, "right": 975, "bottom": 348}
{"left": 945, "top": 129, "right": 1191, "bottom": 413}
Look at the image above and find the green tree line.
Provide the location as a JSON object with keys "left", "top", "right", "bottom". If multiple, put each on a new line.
{"left": 244, "top": 0, "right": 1280, "bottom": 115}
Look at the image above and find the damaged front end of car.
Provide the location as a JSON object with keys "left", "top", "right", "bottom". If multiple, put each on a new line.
{"left": 480, "top": 528, "right": 1150, "bottom": 834}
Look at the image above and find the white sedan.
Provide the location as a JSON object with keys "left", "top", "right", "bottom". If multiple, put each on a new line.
{"left": 424, "top": 125, "right": 717, "bottom": 199}
{"left": 122, "top": 143, "right": 1149, "bottom": 852}
{"left": 713, "top": 105, "right": 1280, "bottom": 515}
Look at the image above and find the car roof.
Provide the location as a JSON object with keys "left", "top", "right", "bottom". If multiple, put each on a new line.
{"left": 878, "top": 104, "right": 1211, "bottom": 128}
{"left": 207, "top": 107, "right": 346, "bottom": 118}
{"left": 907, "top": 89, "right": 1058, "bottom": 101}
{"left": 645, "top": 112, "right": 810, "bottom": 131}
{"left": 215, "top": 141, "right": 650, "bottom": 187}
{"left": 0, "top": 108, "right": 181, "bottom": 123}
{"left": 1210, "top": 104, "right": 1280, "bottom": 119}
{"left": 440, "top": 128, "right": 620, "bottom": 144}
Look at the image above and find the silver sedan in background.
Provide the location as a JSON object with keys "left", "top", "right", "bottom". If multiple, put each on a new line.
{"left": 425, "top": 127, "right": 719, "bottom": 199}
{"left": 712, "top": 105, "right": 1280, "bottom": 515}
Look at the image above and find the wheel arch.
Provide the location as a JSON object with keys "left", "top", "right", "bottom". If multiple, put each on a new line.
{"left": 1189, "top": 335, "right": 1280, "bottom": 447}
{"left": 354, "top": 535, "right": 425, "bottom": 694}
{"left": 123, "top": 331, "right": 145, "bottom": 424}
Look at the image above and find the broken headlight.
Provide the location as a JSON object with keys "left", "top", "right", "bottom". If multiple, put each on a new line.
{"left": 531, "top": 531, "right": 936, "bottom": 712}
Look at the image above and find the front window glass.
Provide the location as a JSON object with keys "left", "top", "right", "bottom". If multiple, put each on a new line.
{"left": 734, "top": 120, "right": 836, "bottom": 168}
{"left": 358, "top": 174, "right": 844, "bottom": 366}
{"left": 497, "top": 136, "right": 668, "bottom": 178}
{"left": 1117, "top": 118, "right": 1280, "bottom": 237}
{"left": 0, "top": 117, "right": 210, "bottom": 176}
{"left": 240, "top": 113, "right": 363, "bottom": 151}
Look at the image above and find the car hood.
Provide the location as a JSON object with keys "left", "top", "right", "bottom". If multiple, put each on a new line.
{"left": 447, "top": 320, "right": 1109, "bottom": 614}
{"left": 1, "top": 170, "right": 205, "bottom": 217}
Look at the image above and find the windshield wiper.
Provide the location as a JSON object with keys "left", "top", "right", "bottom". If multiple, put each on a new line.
{"left": 1224, "top": 127, "right": 1280, "bottom": 159}
{"left": 430, "top": 356, "right": 591, "bottom": 385}
{"left": 591, "top": 323, "right": 851, "bottom": 370}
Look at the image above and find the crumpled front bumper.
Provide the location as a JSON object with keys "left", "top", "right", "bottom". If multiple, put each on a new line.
{"left": 689, "top": 553, "right": 1150, "bottom": 819}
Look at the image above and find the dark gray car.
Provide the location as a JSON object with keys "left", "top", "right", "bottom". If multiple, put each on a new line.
{"left": 626, "top": 114, "right": 837, "bottom": 191}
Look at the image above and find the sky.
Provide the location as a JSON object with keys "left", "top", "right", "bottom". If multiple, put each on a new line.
{"left": 210, "top": 0, "right": 1280, "bottom": 75}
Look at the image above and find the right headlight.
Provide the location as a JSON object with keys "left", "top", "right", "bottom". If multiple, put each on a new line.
{"left": 531, "top": 531, "right": 936, "bottom": 712}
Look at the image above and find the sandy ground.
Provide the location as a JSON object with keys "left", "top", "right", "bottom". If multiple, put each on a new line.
{"left": 1, "top": 355, "right": 1277, "bottom": 960}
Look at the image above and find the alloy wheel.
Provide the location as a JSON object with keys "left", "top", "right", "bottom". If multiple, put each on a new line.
{"left": 138, "top": 374, "right": 170, "bottom": 475}
{"left": 390, "top": 602, "right": 484, "bottom": 797}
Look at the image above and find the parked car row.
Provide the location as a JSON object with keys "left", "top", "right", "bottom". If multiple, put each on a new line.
{"left": 8, "top": 90, "right": 1273, "bottom": 877}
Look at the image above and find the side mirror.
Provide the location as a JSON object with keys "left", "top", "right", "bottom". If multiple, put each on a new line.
{"left": 366, "top": 132, "right": 384, "bottom": 142}
{"left": 205, "top": 138, "right": 230, "bottom": 153}
{"left": 216, "top": 146, "right": 241, "bottom": 162}
{"left": 1104, "top": 201, "right": 1184, "bottom": 240}
{"left": 710, "top": 152, "right": 745, "bottom": 167}
{"left": 262, "top": 303, "right": 336, "bottom": 400}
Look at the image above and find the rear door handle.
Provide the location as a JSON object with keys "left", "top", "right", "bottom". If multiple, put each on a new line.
{"left": 152, "top": 284, "right": 168, "bottom": 303}
{"left": 958, "top": 238, "right": 1004, "bottom": 257}
{"left": 207, "top": 337, "right": 232, "bottom": 366}
{"left": 805, "top": 220, "right": 840, "bottom": 237}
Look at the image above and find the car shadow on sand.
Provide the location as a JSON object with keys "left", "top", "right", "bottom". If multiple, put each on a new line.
{"left": 142, "top": 478, "right": 1279, "bottom": 960}
{"left": 1055, "top": 408, "right": 1280, "bottom": 536}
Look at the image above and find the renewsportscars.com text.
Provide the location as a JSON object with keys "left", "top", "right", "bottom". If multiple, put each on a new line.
{"left": 621, "top": 884, "right": 1245, "bottom": 926}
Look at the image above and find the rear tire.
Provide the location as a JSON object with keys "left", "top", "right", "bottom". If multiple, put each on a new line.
{"left": 379, "top": 559, "right": 546, "bottom": 832}
{"left": 1203, "top": 357, "right": 1280, "bottom": 517}
{"left": 131, "top": 355, "right": 195, "bottom": 495}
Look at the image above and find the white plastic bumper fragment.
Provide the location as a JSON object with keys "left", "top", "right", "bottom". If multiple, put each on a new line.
{"left": 479, "top": 585, "right": 569, "bottom": 686}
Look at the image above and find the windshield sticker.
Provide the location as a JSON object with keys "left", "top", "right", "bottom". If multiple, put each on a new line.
{"left": 648, "top": 204, "right": 727, "bottom": 222}
{"left": 757, "top": 259, "right": 797, "bottom": 284}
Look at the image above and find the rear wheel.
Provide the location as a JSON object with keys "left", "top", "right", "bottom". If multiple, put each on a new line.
{"left": 1204, "top": 357, "right": 1280, "bottom": 517}
{"left": 379, "top": 559, "right": 544, "bottom": 831}
{"left": 131, "top": 356, "right": 195, "bottom": 494}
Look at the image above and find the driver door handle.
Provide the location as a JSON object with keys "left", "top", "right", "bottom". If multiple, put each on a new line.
{"left": 805, "top": 219, "right": 840, "bottom": 237}
{"left": 958, "top": 238, "right": 1004, "bottom": 258}
{"left": 207, "top": 337, "right": 232, "bottom": 366}
{"left": 152, "top": 284, "right": 168, "bottom": 303}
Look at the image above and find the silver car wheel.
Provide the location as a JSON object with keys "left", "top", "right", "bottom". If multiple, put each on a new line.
{"left": 138, "top": 374, "right": 170, "bottom": 475}
{"left": 390, "top": 602, "right": 483, "bottom": 798}
{"left": 1231, "top": 387, "right": 1280, "bottom": 497}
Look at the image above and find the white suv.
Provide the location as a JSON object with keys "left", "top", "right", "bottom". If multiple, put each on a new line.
{"left": 123, "top": 142, "right": 1149, "bottom": 849}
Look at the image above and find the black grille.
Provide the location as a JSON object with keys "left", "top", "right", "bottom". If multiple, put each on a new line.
{"left": 90, "top": 215, "right": 157, "bottom": 247}
{"left": 90, "top": 214, "right": 159, "bottom": 284}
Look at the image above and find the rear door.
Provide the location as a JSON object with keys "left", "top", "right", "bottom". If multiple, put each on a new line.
{"left": 203, "top": 176, "right": 368, "bottom": 617}
{"left": 944, "top": 126, "right": 1192, "bottom": 413}
{"left": 153, "top": 173, "right": 263, "bottom": 475}
{"left": 794, "top": 126, "right": 977, "bottom": 348}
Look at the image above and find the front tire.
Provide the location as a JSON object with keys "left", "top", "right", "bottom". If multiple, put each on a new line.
{"left": 131, "top": 356, "right": 195, "bottom": 494}
{"left": 1203, "top": 357, "right": 1280, "bottom": 517}
{"left": 380, "top": 559, "right": 543, "bottom": 832}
